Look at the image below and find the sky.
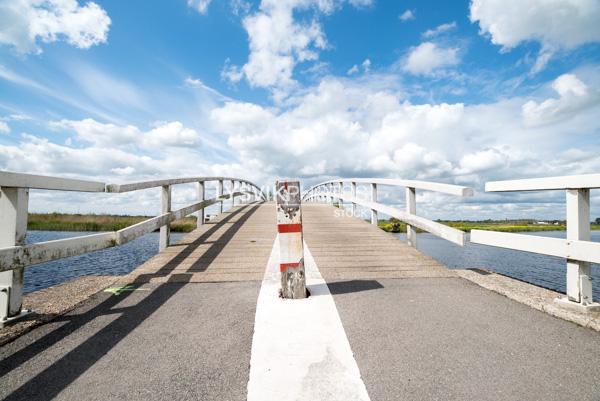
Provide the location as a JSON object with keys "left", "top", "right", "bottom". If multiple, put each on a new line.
{"left": 0, "top": 0, "right": 599, "bottom": 220}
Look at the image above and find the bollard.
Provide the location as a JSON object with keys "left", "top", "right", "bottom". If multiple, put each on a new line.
{"left": 275, "top": 180, "right": 306, "bottom": 299}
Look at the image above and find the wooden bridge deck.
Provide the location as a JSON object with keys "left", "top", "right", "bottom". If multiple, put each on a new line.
{"left": 1, "top": 202, "right": 600, "bottom": 401}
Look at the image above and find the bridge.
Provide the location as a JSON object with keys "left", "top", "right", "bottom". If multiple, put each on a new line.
{"left": 0, "top": 171, "right": 599, "bottom": 400}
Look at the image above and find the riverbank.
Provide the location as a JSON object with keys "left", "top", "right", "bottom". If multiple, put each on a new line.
{"left": 28, "top": 213, "right": 197, "bottom": 233}
{"left": 27, "top": 213, "right": 600, "bottom": 234}
{"left": 379, "top": 218, "right": 600, "bottom": 233}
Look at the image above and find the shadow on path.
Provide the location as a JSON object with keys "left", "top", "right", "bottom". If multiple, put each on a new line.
{"left": 0, "top": 205, "right": 259, "bottom": 401}
{"left": 310, "top": 280, "right": 384, "bottom": 296}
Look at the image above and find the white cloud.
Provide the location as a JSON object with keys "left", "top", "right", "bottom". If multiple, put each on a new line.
{"left": 51, "top": 118, "right": 203, "bottom": 149}
{"left": 470, "top": 0, "right": 600, "bottom": 73}
{"left": 347, "top": 58, "right": 370, "bottom": 75}
{"left": 522, "top": 73, "right": 600, "bottom": 126}
{"left": 206, "top": 71, "right": 600, "bottom": 218}
{"left": 423, "top": 21, "right": 457, "bottom": 38}
{"left": 456, "top": 148, "right": 510, "bottom": 175}
{"left": 403, "top": 42, "right": 460, "bottom": 75}
{"left": 399, "top": 9, "right": 415, "bottom": 22}
{"left": 347, "top": 65, "right": 359, "bottom": 75}
{"left": 225, "top": 0, "right": 370, "bottom": 95}
{"left": 2, "top": 70, "right": 600, "bottom": 218}
{"left": 0, "top": 0, "right": 111, "bottom": 54}
{"left": 188, "top": 0, "right": 212, "bottom": 14}
{"left": 230, "top": 0, "right": 252, "bottom": 16}
{"left": 0, "top": 121, "right": 10, "bottom": 134}
{"left": 185, "top": 77, "right": 232, "bottom": 100}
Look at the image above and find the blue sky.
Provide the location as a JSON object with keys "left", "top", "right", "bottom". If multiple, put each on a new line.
{"left": 0, "top": 0, "right": 599, "bottom": 219}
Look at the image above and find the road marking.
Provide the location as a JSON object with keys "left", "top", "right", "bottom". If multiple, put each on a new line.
{"left": 247, "top": 236, "right": 371, "bottom": 401}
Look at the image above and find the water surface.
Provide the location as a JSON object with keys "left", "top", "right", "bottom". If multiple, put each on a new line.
{"left": 394, "top": 230, "right": 600, "bottom": 300}
{"left": 24, "top": 231, "right": 184, "bottom": 294}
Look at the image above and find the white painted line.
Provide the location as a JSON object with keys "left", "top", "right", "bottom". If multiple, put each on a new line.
{"left": 247, "top": 236, "right": 371, "bottom": 401}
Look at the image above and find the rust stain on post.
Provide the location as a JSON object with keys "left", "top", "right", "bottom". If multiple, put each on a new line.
{"left": 276, "top": 180, "right": 306, "bottom": 299}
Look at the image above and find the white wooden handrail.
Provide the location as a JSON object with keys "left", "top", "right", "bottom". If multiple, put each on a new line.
{"left": 302, "top": 178, "right": 473, "bottom": 246}
{"left": 471, "top": 173, "right": 600, "bottom": 309}
{"left": 0, "top": 170, "right": 265, "bottom": 324}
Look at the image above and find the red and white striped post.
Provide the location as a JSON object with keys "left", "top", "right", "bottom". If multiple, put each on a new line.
{"left": 275, "top": 180, "right": 306, "bottom": 299}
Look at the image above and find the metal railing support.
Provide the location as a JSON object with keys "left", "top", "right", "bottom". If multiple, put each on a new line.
{"left": 197, "top": 181, "right": 205, "bottom": 227}
{"left": 217, "top": 179, "right": 224, "bottom": 214}
{"left": 338, "top": 181, "right": 343, "bottom": 208}
{"left": 406, "top": 187, "right": 417, "bottom": 247}
{"left": 159, "top": 185, "right": 171, "bottom": 251}
{"left": 370, "top": 183, "right": 378, "bottom": 225}
{"left": 565, "top": 189, "right": 592, "bottom": 304}
{"left": 0, "top": 187, "right": 30, "bottom": 325}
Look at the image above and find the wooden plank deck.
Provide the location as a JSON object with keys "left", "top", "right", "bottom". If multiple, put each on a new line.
{"left": 116, "top": 203, "right": 276, "bottom": 284}
{"left": 302, "top": 203, "right": 455, "bottom": 280}
{"left": 118, "top": 202, "right": 451, "bottom": 285}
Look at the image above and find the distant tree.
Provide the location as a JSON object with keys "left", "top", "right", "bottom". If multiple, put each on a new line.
{"left": 596, "top": 217, "right": 600, "bottom": 224}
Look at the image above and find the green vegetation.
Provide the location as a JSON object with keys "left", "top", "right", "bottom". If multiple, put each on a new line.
{"left": 378, "top": 217, "right": 600, "bottom": 233}
{"left": 28, "top": 213, "right": 197, "bottom": 233}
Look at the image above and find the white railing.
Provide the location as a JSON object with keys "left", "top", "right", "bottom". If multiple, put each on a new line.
{"left": 302, "top": 178, "right": 474, "bottom": 247}
{"left": 470, "top": 173, "right": 600, "bottom": 310}
{"left": 0, "top": 170, "right": 265, "bottom": 324}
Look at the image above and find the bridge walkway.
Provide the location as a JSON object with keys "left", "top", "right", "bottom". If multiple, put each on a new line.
{"left": 0, "top": 203, "right": 599, "bottom": 401}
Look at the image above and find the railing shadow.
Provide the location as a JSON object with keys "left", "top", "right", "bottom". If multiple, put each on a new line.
{"left": 0, "top": 204, "right": 259, "bottom": 401}
{"left": 309, "top": 280, "right": 384, "bottom": 296}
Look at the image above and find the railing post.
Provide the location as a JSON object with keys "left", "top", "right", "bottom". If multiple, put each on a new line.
{"left": 351, "top": 181, "right": 356, "bottom": 216}
{"left": 370, "top": 183, "right": 378, "bottom": 225}
{"left": 329, "top": 183, "right": 334, "bottom": 204}
{"left": 197, "top": 181, "right": 205, "bottom": 228}
{"left": 0, "top": 187, "right": 29, "bottom": 324}
{"left": 406, "top": 187, "right": 417, "bottom": 247}
{"left": 276, "top": 180, "right": 306, "bottom": 299}
{"left": 338, "top": 181, "right": 343, "bottom": 208}
{"left": 159, "top": 185, "right": 171, "bottom": 252}
{"left": 565, "top": 188, "right": 592, "bottom": 304}
{"left": 217, "top": 179, "right": 223, "bottom": 214}
{"left": 231, "top": 180, "right": 236, "bottom": 207}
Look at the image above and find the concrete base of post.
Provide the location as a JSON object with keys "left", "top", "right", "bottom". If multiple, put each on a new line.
{"left": 554, "top": 297, "right": 600, "bottom": 313}
{"left": 0, "top": 305, "right": 32, "bottom": 328}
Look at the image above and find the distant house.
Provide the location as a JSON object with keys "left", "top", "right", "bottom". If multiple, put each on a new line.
{"left": 535, "top": 221, "right": 549, "bottom": 225}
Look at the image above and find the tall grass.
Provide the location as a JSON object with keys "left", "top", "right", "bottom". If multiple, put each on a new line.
{"left": 28, "top": 213, "right": 197, "bottom": 233}
{"left": 378, "top": 217, "right": 600, "bottom": 233}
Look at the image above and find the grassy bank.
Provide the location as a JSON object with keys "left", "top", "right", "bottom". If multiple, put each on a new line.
{"left": 378, "top": 218, "right": 600, "bottom": 233}
{"left": 28, "top": 213, "right": 198, "bottom": 233}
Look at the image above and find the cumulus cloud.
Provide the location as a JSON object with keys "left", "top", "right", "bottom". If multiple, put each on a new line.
{"left": 208, "top": 72, "right": 600, "bottom": 200}
{"left": 522, "top": 74, "right": 600, "bottom": 126}
{"left": 403, "top": 42, "right": 460, "bottom": 75}
{"left": 51, "top": 119, "right": 203, "bottom": 149}
{"left": 3, "top": 70, "right": 600, "bottom": 218}
{"left": 224, "top": 0, "right": 371, "bottom": 95}
{"left": 470, "top": 0, "right": 600, "bottom": 73}
{"left": 0, "top": 0, "right": 111, "bottom": 54}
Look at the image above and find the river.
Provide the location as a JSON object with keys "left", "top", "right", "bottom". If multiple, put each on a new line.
{"left": 22, "top": 230, "right": 599, "bottom": 300}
